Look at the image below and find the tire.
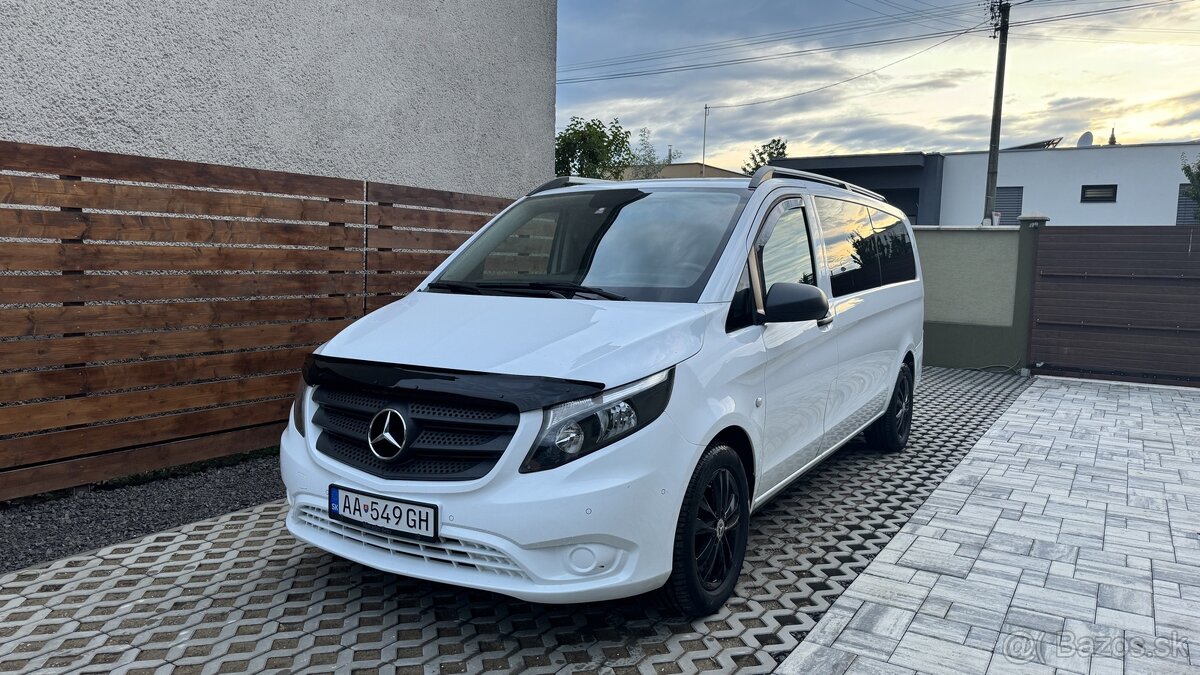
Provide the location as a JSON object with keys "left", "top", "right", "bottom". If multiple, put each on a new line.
{"left": 866, "top": 362, "right": 915, "bottom": 453}
{"left": 661, "top": 443, "right": 750, "bottom": 616}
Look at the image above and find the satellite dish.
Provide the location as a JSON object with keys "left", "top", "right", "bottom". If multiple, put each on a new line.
{"left": 1077, "top": 131, "right": 1094, "bottom": 148}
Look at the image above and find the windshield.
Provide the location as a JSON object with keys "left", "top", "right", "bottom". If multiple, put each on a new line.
{"left": 431, "top": 187, "right": 750, "bottom": 302}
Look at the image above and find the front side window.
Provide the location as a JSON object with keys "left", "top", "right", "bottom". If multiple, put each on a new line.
{"left": 814, "top": 197, "right": 881, "bottom": 297}
{"left": 759, "top": 198, "right": 817, "bottom": 288}
{"left": 434, "top": 188, "right": 749, "bottom": 302}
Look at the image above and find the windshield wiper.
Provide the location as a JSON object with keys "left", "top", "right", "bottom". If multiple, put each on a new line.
{"left": 478, "top": 281, "right": 629, "bottom": 301}
{"left": 425, "top": 280, "right": 484, "bottom": 295}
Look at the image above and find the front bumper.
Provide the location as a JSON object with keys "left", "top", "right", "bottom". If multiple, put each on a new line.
{"left": 279, "top": 406, "right": 701, "bottom": 604}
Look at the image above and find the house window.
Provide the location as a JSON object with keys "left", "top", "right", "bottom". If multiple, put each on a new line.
{"left": 1179, "top": 184, "right": 1199, "bottom": 225}
{"left": 1081, "top": 184, "right": 1117, "bottom": 203}
{"left": 995, "top": 187, "right": 1024, "bottom": 226}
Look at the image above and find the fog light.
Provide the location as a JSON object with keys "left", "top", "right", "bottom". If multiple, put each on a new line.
{"left": 555, "top": 421, "right": 584, "bottom": 455}
{"left": 568, "top": 546, "right": 597, "bottom": 573}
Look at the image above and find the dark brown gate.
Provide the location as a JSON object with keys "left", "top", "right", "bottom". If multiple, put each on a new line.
{"left": 1029, "top": 225, "right": 1200, "bottom": 386}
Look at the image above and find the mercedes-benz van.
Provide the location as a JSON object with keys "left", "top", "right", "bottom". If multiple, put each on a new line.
{"left": 281, "top": 166, "right": 923, "bottom": 615}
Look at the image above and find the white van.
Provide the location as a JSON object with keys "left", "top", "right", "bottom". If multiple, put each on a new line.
{"left": 281, "top": 166, "right": 923, "bottom": 615}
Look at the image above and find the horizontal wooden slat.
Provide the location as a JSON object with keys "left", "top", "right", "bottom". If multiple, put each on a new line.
{"left": 366, "top": 295, "right": 402, "bottom": 312}
{"left": 0, "top": 423, "right": 284, "bottom": 502}
{"left": 366, "top": 228, "right": 472, "bottom": 251}
{"left": 1031, "top": 343, "right": 1200, "bottom": 368}
{"left": 3, "top": 273, "right": 363, "bottom": 304}
{"left": 1030, "top": 352, "right": 1200, "bottom": 378}
{"left": 0, "top": 373, "right": 294, "bottom": 436}
{"left": 0, "top": 347, "right": 310, "bottom": 403}
{"left": 0, "top": 174, "right": 362, "bottom": 223}
{"left": 1031, "top": 308, "right": 1200, "bottom": 330}
{"left": 0, "top": 209, "right": 362, "bottom": 247}
{"left": 366, "top": 274, "right": 425, "bottom": 295}
{"left": 367, "top": 205, "right": 490, "bottom": 231}
{"left": 0, "top": 242, "right": 363, "bottom": 272}
{"left": 1030, "top": 327, "right": 1200, "bottom": 350}
{"left": 367, "top": 182, "right": 511, "bottom": 213}
{"left": 0, "top": 297, "right": 359, "bottom": 337}
{"left": 0, "top": 399, "right": 289, "bottom": 470}
{"left": 0, "top": 139, "right": 362, "bottom": 200}
{"left": 366, "top": 251, "right": 451, "bottom": 272}
{"left": 0, "top": 321, "right": 348, "bottom": 370}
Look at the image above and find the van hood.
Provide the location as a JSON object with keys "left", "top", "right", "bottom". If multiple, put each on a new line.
{"left": 317, "top": 291, "right": 714, "bottom": 388}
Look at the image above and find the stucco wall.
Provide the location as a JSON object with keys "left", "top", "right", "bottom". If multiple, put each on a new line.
{"left": 0, "top": 0, "right": 555, "bottom": 199}
{"left": 940, "top": 143, "right": 1198, "bottom": 226}
{"left": 914, "top": 227, "right": 1020, "bottom": 327}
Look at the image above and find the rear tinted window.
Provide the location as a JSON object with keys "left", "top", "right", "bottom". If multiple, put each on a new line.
{"left": 814, "top": 197, "right": 881, "bottom": 297}
{"left": 868, "top": 209, "right": 917, "bottom": 285}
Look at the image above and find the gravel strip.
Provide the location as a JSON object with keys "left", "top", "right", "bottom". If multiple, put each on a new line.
{"left": 0, "top": 453, "right": 284, "bottom": 574}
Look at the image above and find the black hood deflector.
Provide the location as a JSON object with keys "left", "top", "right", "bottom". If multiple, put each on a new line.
{"left": 303, "top": 354, "right": 605, "bottom": 412}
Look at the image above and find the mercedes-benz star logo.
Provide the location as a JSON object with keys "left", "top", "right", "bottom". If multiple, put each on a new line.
{"left": 367, "top": 408, "right": 407, "bottom": 460}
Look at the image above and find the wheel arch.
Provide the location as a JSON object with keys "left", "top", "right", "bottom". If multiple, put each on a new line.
{"left": 706, "top": 425, "right": 756, "bottom": 500}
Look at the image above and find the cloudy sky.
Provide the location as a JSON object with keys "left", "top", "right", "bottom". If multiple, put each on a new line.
{"left": 556, "top": 0, "right": 1200, "bottom": 172}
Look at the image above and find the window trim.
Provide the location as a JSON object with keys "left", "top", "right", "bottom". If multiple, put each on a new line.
{"left": 1080, "top": 184, "right": 1118, "bottom": 203}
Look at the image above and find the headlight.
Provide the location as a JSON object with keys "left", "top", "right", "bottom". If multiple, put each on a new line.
{"left": 292, "top": 378, "right": 309, "bottom": 437}
{"left": 520, "top": 369, "right": 673, "bottom": 473}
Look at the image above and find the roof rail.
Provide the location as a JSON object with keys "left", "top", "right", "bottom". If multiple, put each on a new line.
{"left": 526, "top": 176, "right": 615, "bottom": 196}
{"left": 747, "top": 166, "right": 887, "bottom": 202}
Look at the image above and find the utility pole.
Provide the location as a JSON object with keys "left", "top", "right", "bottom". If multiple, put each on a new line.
{"left": 701, "top": 104, "right": 710, "bottom": 176}
{"left": 982, "top": 0, "right": 1010, "bottom": 225}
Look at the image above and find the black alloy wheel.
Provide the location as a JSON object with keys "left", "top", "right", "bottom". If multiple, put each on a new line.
{"left": 867, "top": 362, "right": 915, "bottom": 453}
{"left": 662, "top": 444, "right": 750, "bottom": 616}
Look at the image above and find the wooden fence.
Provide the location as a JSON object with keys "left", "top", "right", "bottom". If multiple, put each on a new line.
{"left": 0, "top": 140, "right": 510, "bottom": 500}
{"left": 1030, "top": 225, "right": 1200, "bottom": 386}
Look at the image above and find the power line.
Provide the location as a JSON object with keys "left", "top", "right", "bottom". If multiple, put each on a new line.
{"left": 556, "top": 0, "right": 1190, "bottom": 85}
{"left": 557, "top": 2, "right": 984, "bottom": 74}
{"left": 558, "top": 28, "right": 986, "bottom": 84}
{"left": 708, "top": 18, "right": 989, "bottom": 109}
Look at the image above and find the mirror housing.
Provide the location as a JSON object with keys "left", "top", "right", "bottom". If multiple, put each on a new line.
{"left": 763, "top": 282, "right": 829, "bottom": 323}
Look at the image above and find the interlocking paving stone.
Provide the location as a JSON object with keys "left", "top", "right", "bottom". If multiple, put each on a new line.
{"left": 0, "top": 368, "right": 1028, "bottom": 673}
{"left": 779, "top": 376, "right": 1200, "bottom": 674}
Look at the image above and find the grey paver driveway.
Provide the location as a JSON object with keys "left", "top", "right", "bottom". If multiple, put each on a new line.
{"left": 0, "top": 368, "right": 1028, "bottom": 674}
{"left": 780, "top": 376, "right": 1200, "bottom": 675}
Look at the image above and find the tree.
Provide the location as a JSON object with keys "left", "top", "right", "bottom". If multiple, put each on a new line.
{"left": 554, "top": 117, "right": 633, "bottom": 180}
{"left": 1183, "top": 154, "right": 1200, "bottom": 223}
{"left": 743, "top": 138, "right": 788, "bottom": 175}
{"left": 628, "top": 128, "right": 682, "bottom": 180}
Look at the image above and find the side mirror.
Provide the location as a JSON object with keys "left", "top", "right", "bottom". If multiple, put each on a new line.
{"left": 763, "top": 282, "right": 829, "bottom": 323}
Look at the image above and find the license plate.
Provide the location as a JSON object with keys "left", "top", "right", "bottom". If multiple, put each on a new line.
{"left": 328, "top": 485, "right": 438, "bottom": 540}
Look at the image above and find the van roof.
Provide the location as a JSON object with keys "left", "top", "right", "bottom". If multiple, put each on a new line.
{"left": 529, "top": 167, "right": 886, "bottom": 203}
{"left": 528, "top": 174, "right": 899, "bottom": 217}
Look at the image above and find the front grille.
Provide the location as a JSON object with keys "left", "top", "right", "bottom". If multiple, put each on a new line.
{"left": 311, "top": 385, "right": 520, "bottom": 481}
{"left": 295, "top": 505, "right": 528, "bottom": 579}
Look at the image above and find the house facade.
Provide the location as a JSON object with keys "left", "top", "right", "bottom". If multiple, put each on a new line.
{"left": 773, "top": 140, "right": 1200, "bottom": 226}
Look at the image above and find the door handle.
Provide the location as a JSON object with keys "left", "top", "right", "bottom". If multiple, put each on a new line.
{"left": 817, "top": 314, "right": 834, "bottom": 327}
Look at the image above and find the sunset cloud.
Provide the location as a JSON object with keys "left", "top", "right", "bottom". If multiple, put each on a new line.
{"left": 557, "top": 0, "right": 1200, "bottom": 172}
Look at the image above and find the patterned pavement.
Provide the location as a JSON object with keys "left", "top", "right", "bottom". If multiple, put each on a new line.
{"left": 0, "top": 368, "right": 1029, "bottom": 674}
{"left": 778, "top": 376, "right": 1200, "bottom": 675}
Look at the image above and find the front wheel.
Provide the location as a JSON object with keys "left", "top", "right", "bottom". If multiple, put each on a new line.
{"left": 661, "top": 444, "right": 750, "bottom": 616}
{"left": 866, "top": 362, "right": 915, "bottom": 452}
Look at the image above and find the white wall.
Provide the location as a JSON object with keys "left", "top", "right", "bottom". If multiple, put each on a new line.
{"left": 0, "top": 0, "right": 556, "bottom": 199}
{"left": 940, "top": 142, "right": 1199, "bottom": 226}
